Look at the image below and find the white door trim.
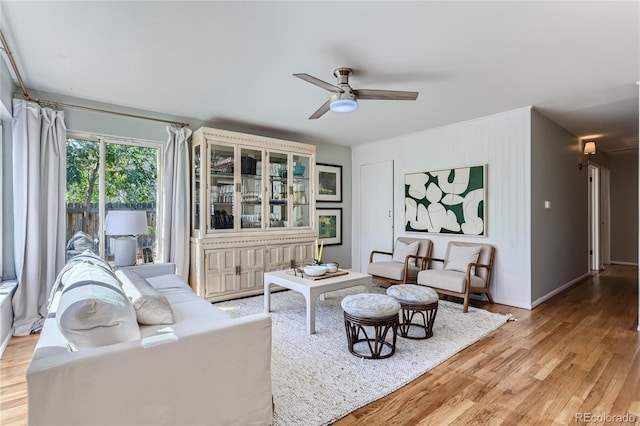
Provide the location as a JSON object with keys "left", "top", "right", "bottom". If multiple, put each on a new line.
{"left": 588, "top": 165, "right": 600, "bottom": 270}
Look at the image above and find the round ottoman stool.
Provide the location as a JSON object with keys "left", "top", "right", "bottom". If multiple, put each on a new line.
{"left": 386, "top": 285, "right": 439, "bottom": 339}
{"left": 341, "top": 293, "right": 401, "bottom": 359}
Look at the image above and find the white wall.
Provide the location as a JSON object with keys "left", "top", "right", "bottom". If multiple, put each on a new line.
{"left": 29, "top": 89, "right": 191, "bottom": 142}
{"left": 610, "top": 151, "right": 639, "bottom": 264}
{"left": 530, "top": 110, "right": 588, "bottom": 304}
{"left": 314, "top": 145, "right": 352, "bottom": 268}
{"left": 352, "top": 107, "right": 532, "bottom": 309}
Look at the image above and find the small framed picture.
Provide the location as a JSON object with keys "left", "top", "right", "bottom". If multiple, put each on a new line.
{"left": 316, "top": 163, "right": 342, "bottom": 202}
{"left": 142, "top": 247, "right": 154, "bottom": 263}
{"left": 316, "top": 208, "right": 342, "bottom": 246}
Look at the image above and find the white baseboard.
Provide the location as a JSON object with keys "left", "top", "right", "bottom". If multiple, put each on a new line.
{"left": 610, "top": 261, "right": 639, "bottom": 266}
{"left": 531, "top": 273, "right": 589, "bottom": 309}
{"left": 501, "top": 300, "right": 533, "bottom": 310}
{"left": 473, "top": 294, "right": 532, "bottom": 310}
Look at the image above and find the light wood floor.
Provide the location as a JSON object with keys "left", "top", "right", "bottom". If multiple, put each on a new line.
{"left": 1, "top": 265, "right": 638, "bottom": 425}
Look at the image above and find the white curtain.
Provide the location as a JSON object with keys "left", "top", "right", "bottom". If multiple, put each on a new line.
{"left": 161, "top": 126, "right": 191, "bottom": 281}
{"left": 12, "top": 99, "right": 66, "bottom": 335}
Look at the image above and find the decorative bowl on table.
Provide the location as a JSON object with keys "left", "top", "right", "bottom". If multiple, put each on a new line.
{"left": 324, "top": 262, "right": 339, "bottom": 273}
{"left": 303, "top": 264, "right": 328, "bottom": 277}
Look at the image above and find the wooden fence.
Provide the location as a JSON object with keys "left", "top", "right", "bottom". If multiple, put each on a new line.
{"left": 66, "top": 202, "right": 157, "bottom": 249}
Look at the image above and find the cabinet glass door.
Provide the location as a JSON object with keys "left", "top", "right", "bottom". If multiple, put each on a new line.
{"left": 267, "top": 152, "right": 288, "bottom": 228}
{"left": 209, "top": 143, "right": 235, "bottom": 232}
{"left": 291, "top": 154, "right": 311, "bottom": 228}
{"left": 193, "top": 144, "right": 201, "bottom": 231}
{"left": 240, "top": 147, "right": 263, "bottom": 229}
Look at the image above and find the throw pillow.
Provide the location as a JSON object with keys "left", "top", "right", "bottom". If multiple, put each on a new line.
{"left": 444, "top": 245, "right": 482, "bottom": 274}
{"left": 48, "top": 252, "right": 114, "bottom": 309}
{"left": 392, "top": 240, "right": 420, "bottom": 265}
{"left": 115, "top": 269, "right": 175, "bottom": 325}
{"left": 71, "top": 231, "right": 96, "bottom": 252}
{"left": 56, "top": 262, "right": 140, "bottom": 349}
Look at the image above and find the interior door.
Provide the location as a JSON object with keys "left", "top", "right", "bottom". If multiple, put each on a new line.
{"left": 359, "top": 160, "right": 394, "bottom": 272}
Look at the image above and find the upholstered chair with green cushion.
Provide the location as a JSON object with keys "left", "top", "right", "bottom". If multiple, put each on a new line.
{"left": 417, "top": 242, "right": 495, "bottom": 313}
{"left": 367, "top": 237, "right": 433, "bottom": 284}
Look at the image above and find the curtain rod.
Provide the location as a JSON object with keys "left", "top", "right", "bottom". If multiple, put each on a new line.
{"left": 0, "top": 28, "right": 189, "bottom": 128}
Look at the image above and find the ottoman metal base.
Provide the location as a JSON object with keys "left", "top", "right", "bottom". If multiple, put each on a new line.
{"left": 343, "top": 311, "right": 399, "bottom": 359}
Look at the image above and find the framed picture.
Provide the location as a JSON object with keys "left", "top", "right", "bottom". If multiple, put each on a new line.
{"left": 315, "top": 163, "right": 342, "bottom": 202}
{"left": 316, "top": 208, "right": 342, "bottom": 246}
{"left": 142, "top": 247, "right": 154, "bottom": 263}
{"left": 405, "top": 164, "right": 486, "bottom": 236}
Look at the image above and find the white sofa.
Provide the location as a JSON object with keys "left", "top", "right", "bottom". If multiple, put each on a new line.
{"left": 27, "top": 261, "right": 273, "bottom": 426}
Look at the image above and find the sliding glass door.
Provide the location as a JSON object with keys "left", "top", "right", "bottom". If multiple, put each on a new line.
{"left": 66, "top": 135, "right": 160, "bottom": 264}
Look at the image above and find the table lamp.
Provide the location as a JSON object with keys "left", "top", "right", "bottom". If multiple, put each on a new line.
{"left": 105, "top": 210, "right": 148, "bottom": 266}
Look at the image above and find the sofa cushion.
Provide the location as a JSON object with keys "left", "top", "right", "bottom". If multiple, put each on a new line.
{"left": 445, "top": 245, "right": 481, "bottom": 274}
{"left": 387, "top": 284, "right": 439, "bottom": 304}
{"left": 417, "top": 269, "right": 485, "bottom": 293}
{"left": 341, "top": 293, "right": 401, "bottom": 318}
{"left": 146, "top": 274, "right": 207, "bottom": 304}
{"left": 115, "top": 269, "right": 175, "bottom": 325}
{"left": 56, "top": 262, "right": 140, "bottom": 349}
{"left": 367, "top": 261, "right": 419, "bottom": 281}
{"left": 138, "top": 273, "right": 232, "bottom": 339}
{"left": 392, "top": 240, "right": 419, "bottom": 264}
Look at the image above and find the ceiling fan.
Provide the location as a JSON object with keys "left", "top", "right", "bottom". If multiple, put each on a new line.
{"left": 293, "top": 67, "right": 419, "bottom": 119}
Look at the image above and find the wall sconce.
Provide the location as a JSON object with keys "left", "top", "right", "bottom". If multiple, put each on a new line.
{"left": 578, "top": 141, "right": 597, "bottom": 170}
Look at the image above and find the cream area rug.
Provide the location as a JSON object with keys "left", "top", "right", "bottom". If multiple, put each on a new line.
{"left": 214, "top": 284, "right": 511, "bottom": 426}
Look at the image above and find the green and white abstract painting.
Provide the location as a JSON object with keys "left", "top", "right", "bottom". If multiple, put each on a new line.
{"left": 405, "top": 165, "right": 486, "bottom": 235}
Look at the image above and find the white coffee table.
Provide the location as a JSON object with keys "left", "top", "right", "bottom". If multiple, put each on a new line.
{"left": 264, "top": 269, "right": 372, "bottom": 334}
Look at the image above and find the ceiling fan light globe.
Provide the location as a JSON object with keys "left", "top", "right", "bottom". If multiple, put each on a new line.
{"left": 330, "top": 99, "right": 358, "bottom": 113}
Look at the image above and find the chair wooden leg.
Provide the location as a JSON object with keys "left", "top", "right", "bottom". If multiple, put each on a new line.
{"left": 485, "top": 289, "right": 495, "bottom": 304}
{"left": 463, "top": 292, "right": 470, "bottom": 313}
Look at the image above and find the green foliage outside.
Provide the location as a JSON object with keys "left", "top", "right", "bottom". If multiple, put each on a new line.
{"left": 66, "top": 138, "right": 157, "bottom": 204}
{"left": 66, "top": 138, "right": 158, "bottom": 233}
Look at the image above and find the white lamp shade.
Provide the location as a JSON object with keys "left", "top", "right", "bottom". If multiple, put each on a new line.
{"left": 583, "top": 141, "right": 596, "bottom": 155}
{"left": 105, "top": 210, "right": 148, "bottom": 236}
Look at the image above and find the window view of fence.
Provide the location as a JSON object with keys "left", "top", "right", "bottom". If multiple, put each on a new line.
{"left": 66, "top": 203, "right": 157, "bottom": 258}
{"left": 66, "top": 137, "right": 159, "bottom": 264}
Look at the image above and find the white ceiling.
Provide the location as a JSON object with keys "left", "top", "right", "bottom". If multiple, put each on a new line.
{"left": 1, "top": 1, "right": 638, "bottom": 151}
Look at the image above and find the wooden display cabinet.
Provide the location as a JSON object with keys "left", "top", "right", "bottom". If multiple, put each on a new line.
{"left": 190, "top": 127, "right": 317, "bottom": 302}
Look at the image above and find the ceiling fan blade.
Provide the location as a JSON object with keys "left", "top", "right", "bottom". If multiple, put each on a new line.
{"left": 353, "top": 89, "right": 419, "bottom": 101}
{"left": 293, "top": 73, "right": 342, "bottom": 93}
{"left": 308, "top": 99, "right": 331, "bottom": 120}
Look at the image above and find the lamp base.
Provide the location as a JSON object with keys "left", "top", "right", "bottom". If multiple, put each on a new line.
{"left": 113, "top": 236, "right": 137, "bottom": 267}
